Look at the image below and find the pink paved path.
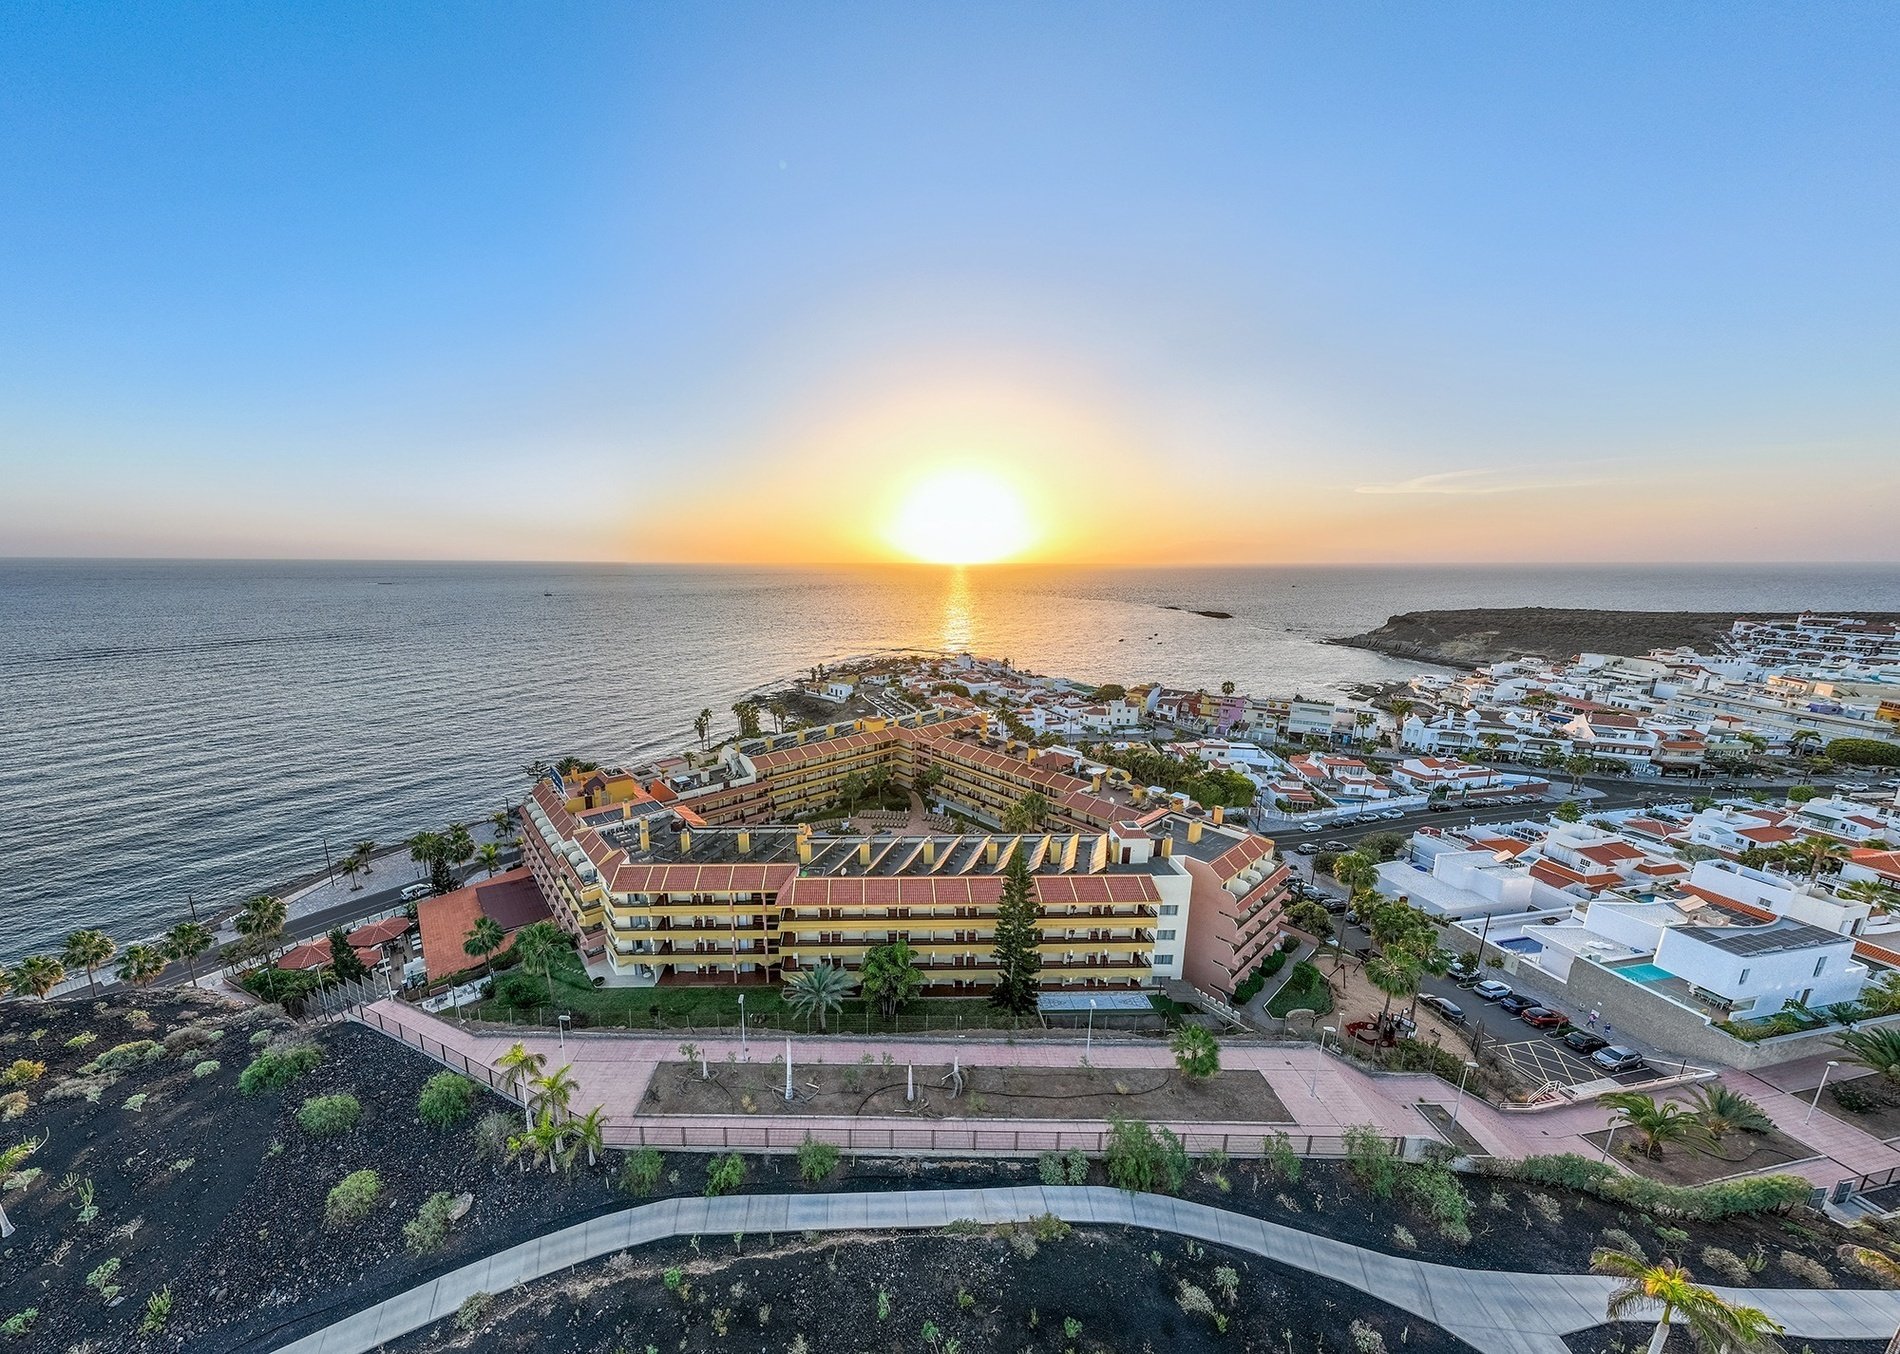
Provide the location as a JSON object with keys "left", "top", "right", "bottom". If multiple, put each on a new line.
{"left": 361, "top": 999, "right": 1900, "bottom": 1184}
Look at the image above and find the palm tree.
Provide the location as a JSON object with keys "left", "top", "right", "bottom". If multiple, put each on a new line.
{"left": 784, "top": 964, "right": 853, "bottom": 1032}
{"left": 1838, "top": 879, "right": 1900, "bottom": 912}
{"left": 694, "top": 708, "right": 713, "bottom": 748}
{"left": 164, "top": 921, "right": 214, "bottom": 988}
{"left": 117, "top": 943, "right": 168, "bottom": 987}
{"left": 235, "top": 894, "right": 288, "bottom": 961}
{"left": 464, "top": 914, "right": 506, "bottom": 979}
{"left": 496, "top": 1042, "right": 547, "bottom": 1130}
{"left": 1601, "top": 1092, "right": 1715, "bottom": 1160}
{"left": 475, "top": 842, "right": 504, "bottom": 878}
{"left": 1002, "top": 790, "right": 1051, "bottom": 833}
{"left": 1798, "top": 835, "right": 1849, "bottom": 879}
{"left": 1365, "top": 952, "right": 1420, "bottom": 1025}
{"left": 531, "top": 1064, "right": 579, "bottom": 1122}
{"left": 409, "top": 830, "right": 454, "bottom": 895}
{"left": 1331, "top": 850, "right": 1378, "bottom": 896}
{"left": 570, "top": 1104, "right": 607, "bottom": 1168}
{"left": 1838, "top": 1025, "right": 1900, "bottom": 1082}
{"left": 1686, "top": 1085, "right": 1772, "bottom": 1142}
{"left": 508, "top": 1109, "right": 570, "bottom": 1175}
{"left": 15, "top": 955, "right": 65, "bottom": 999}
{"left": 1563, "top": 751, "right": 1595, "bottom": 790}
{"left": 490, "top": 808, "right": 513, "bottom": 837}
{"left": 63, "top": 930, "right": 116, "bottom": 996}
{"left": 1591, "top": 1249, "right": 1783, "bottom": 1354}
{"left": 511, "top": 920, "right": 569, "bottom": 1004}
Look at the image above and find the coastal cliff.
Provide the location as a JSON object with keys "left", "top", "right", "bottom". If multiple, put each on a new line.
{"left": 1330, "top": 607, "right": 1900, "bottom": 671}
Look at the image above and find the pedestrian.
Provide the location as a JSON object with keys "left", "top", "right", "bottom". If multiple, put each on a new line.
{"left": 1603, "top": 1022, "right": 1613, "bottom": 1042}
{"left": 1587, "top": 1009, "right": 1599, "bottom": 1030}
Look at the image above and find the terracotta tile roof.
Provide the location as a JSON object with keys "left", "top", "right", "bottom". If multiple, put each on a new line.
{"left": 608, "top": 862, "right": 800, "bottom": 895}
{"left": 415, "top": 867, "right": 554, "bottom": 982}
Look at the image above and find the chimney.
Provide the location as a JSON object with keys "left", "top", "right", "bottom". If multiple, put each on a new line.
{"left": 985, "top": 839, "right": 999, "bottom": 864}
{"left": 858, "top": 841, "right": 871, "bottom": 866}
{"left": 922, "top": 839, "right": 936, "bottom": 865}
{"left": 1211, "top": 805, "right": 1225, "bottom": 826}
{"left": 1160, "top": 836, "right": 1174, "bottom": 858}
{"left": 1090, "top": 772, "right": 1104, "bottom": 793}
{"left": 678, "top": 829, "right": 692, "bottom": 855}
{"left": 797, "top": 838, "right": 812, "bottom": 864}
{"left": 797, "top": 727, "right": 808, "bottom": 744}
{"left": 1188, "top": 820, "right": 1203, "bottom": 844}
{"left": 738, "top": 829, "right": 752, "bottom": 855}
{"left": 639, "top": 817, "right": 651, "bottom": 851}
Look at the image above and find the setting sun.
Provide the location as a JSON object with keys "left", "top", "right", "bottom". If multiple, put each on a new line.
{"left": 885, "top": 468, "right": 1036, "bottom": 564}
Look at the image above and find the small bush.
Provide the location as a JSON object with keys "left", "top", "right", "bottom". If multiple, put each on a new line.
{"left": 1700, "top": 1246, "right": 1751, "bottom": 1284}
{"left": 140, "top": 1286, "right": 173, "bottom": 1334}
{"left": 1037, "top": 1151, "right": 1067, "bottom": 1186}
{"left": 0, "top": 1093, "right": 25, "bottom": 1122}
{"left": 1402, "top": 1160, "right": 1469, "bottom": 1230}
{"left": 297, "top": 1093, "right": 363, "bottom": 1137}
{"left": 1833, "top": 1080, "right": 1884, "bottom": 1115}
{"left": 404, "top": 1191, "right": 459, "bottom": 1254}
{"left": 192, "top": 1059, "right": 221, "bottom": 1079}
{"left": 1391, "top": 1224, "right": 1417, "bottom": 1249}
{"left": 1343, "top": 1126, "right": 1400, "bottom": 1200}
{"left": 455, "top": 1292, "right": 494, "bottom": 1332}
{"left": 704, "top": 1152, "right": 745, "bottom": 1197}
{"left": 1105, "top": 1116, "right": 1189, "bottom": 1194}
{"left": 240, "top": 1043, "right": 323, "bottom": 1094}
{"left": 418, "top": 1073, "right": 478, "bottom": 1128}
{"left": 1778, "top": 1249, "right": 1834, "bottom": 1288}
{"left": 325, "top": 1169, "right": 382, "bottom": 1226}
{"left": 1601, "top": 1228, "right": 1647, "bottom": 1261}
{"left": 0, "top": 1061, "right": 45, "bottom": 1088}
{"left": 1029, "top": 1211, "right": 1071, "bottom": 1242}
{"left": 473, "top": 1110, "right": 515, "bottom": 1160}
{"left": 0, "top": 1309, "right": 36, "bottom": 1337}
{"left": 1263, "top": 1130, "right": 1302, "bottom": 1182}
{"left": 1176, "top": 1281, "right": 1216, "bottom": 1318}
{"left": 620, "top": 1146, "right": 664, "bottom": 1196}
{"left": 95, "top": 1041, "right": 163, "bottom": 1073}
{"left": 797, "top": 1135, "right": 840, "bottom": 1184}
{"left": 1351, "top": 1319, "right": 1389, "bottom": 1354}
{"left": 1526, "top": 1192, "right": 1563, "bottom": 1224}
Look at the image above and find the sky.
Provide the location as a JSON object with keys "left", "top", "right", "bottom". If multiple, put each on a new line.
{"left": 3, "top": 3, "right": 1897, "bottom": 566}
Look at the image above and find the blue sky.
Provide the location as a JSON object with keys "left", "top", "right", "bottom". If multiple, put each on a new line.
{"left": 4, "top": 3, "right": 1896, "bottom": 563}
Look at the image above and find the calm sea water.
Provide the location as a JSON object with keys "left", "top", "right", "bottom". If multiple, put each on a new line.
{"left": 4, "top": 560, "right": 1897, "bottom": 961}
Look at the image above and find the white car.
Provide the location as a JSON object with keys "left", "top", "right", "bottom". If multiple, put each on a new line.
{"left": 1379, "top": 809, "right": 1404, "bottom": 820}
{"left": 1301, "top": 823, "right": 1322, "bottom": 834}
{"left": 1471, "top": 980, "right": 1513, "bottom": 1002}
{"left": 399, "top": 882, "right": 433, "bottom": 902}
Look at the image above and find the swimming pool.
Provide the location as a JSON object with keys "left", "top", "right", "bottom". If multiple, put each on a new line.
{"left": 1619, "top": 963, "right": 1674, "bottom": 984}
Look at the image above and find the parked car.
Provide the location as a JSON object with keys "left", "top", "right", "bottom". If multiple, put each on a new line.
{"left": 1562, "top": 1030, "right": 1608, "bottom": 1055}
{"left": 1301, "top": 823, "right": 1322, "bottom": 834}
{"left": 1356, "top": 814, "right": 1382, "bottom": 825}
{"left": 1296, "top": 841, "right": 1321, "bottom": 855}
{"left": 1380, "top": 808, "right": 1405, "bottom": 820}
{"left": 1497, "top": 993, "right": 1538, "bottom": 1016}
{"left": 1324, "top": 840, "right": 1351, "bottom": 851}
{"left": 1323, "top": 897, "right": 1350, "bottom": 914}
{"left": 1428, "top": 803, "right": 1453, "bottom": 813}
{"left": 399, "top": 882, "right": 433, "bottom": 903}
{"left": 1419, "top": 994, "right": 1465, "bottom": 1023}
{"left": 1590, "top": 1046, "right": 1647, "bottom": 1075}
{"left": 1471, "top": 979, "right": 1512, "bottom": 1002}
{"left": 1520, "top": 1006, "right": 1567, "bottom": 1029}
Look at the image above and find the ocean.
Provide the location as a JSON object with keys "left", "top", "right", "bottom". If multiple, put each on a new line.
{"left": 4, "top": 559, "right": 1897, "bottom": 962}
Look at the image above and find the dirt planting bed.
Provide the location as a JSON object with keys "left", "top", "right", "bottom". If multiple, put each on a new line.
{"left": 1576, "top": 1125, "right": 1818, "bottom": 1187}
{"left": 382, "top": 1224, "right": 1481, "bottom": 1354}
{"left": 639, "top": 1057, "right": 1293, "bottom": 1122}
{"left": 1566, "top": 1326, "right": 1883, "bottom": 1354}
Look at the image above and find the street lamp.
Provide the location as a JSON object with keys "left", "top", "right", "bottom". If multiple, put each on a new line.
{"left": 1599, "top": 1121, "right": 1618, "bottom": 1163}
{"left": 557, "top": 1012, "right": 570, "bottom": 1062}
{"left": 739, "top": 993, "right": 747, "bottom": 1060}
{"left": 1086, "top": 998, "right": 1097, "bottom": 1058}
{"left": 1807, "top": 1060, "right": 1840, "bottom": 1124}
{"left": 1450, "top": 1060, "right": 1478, "bottom": 1131}
{"left": 1321, "top": 1025, "right": 1337, "bottom": 1056}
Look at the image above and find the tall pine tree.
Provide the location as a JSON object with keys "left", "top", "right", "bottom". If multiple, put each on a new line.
{"left": 328, "top": 927, "right": 372, "bottom": 986}
{"left": 989, "top": 841, "right": 1043, "bottom": 1014}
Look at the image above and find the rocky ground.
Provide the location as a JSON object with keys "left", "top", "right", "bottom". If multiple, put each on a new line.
{"left": 1329, "top": 608, "right": 1900, "bottom": 671}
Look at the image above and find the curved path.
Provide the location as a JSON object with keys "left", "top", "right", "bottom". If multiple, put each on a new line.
{"left": 273, "top": 1186, "right": 1900, "bottom": 1354}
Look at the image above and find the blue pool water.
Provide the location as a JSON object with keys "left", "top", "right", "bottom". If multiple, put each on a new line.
{"left": 1619, "top": 963, "right": 1674, "bottom": 984}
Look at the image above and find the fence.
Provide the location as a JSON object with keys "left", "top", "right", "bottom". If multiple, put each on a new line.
{"left": 464, "top": 1002, "right": 1176, "bottom": 1040}
{"left": 354, "top": 1006, "right": 1425, "bottom": 1161}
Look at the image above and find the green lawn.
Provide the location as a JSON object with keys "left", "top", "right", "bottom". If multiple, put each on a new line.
{"left": 1265, "top": 962, "right": 1334, "bottom": 1019}
{"left": 467, "top": 948, "right": 1017, "bottom": 1034}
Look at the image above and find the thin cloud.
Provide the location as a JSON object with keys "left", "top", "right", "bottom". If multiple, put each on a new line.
{"left": 1354, "top": 467, "right": 1611, "bottom": 497}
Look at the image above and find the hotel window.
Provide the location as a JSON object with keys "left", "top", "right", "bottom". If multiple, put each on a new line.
{"left": 1160, "top": 904, "right": 1179, "bottom": 916}
{"left": 1813, "top": 956, "right": 1827, "bottom": 977}
{"left": 1158, "top": 929, "right": 1176, "bottom": 941}
{"left": 1154, "top": 953, "right": 1175, "bottom": 966}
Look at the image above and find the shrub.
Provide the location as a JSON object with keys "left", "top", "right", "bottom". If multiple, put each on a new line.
{"left": 418, "top": 1073, "right": 478, "bottom": 1128}
{"left": 1485, "top": 1153, "right": 1811, "bottom": 1221}
{"left": 1833, "top": 1080, "right": 1884, "bottom": 1115}
{"left": 474, "top": 1110, "right": 515, "bottom": 1161}
{"left": 1601, "top": 1228, "right": 1647, "bottom": 1261}
{"left": 0, "top": 1309, "right": 36, "bottom": 1337}
{"left": 0, "top": 1093, "right": 25, "bottom": 1122}
{"left": 1351, "top": 1319, "right": 1389, "bottom": 1354}
{"left": 1029, "top": 1211, "right": 1071, "bottom": 1242}
{"left": 492, "top": 971, "right": 543, "bottom": 1012}
{"left": 1263, "top": 1130, "right": 1302, "bottom": 1182}
{"left": 620, "top": 1146, "right": 664, "bottom": 1196}
{"left": 192, "top": 1059, "right": 221, "bottom": 1079}
{"left": 1343, "top": 1125, "right": 1400, "bottom": 1199}
{"left": 1402, "top": 1160, "right": 1469, "bottom": 1230}
{"left": 455, "top": 1292, "right": 494, "bottom": 1332}
{"left": 325, "top": 1169, "right": 381, "bottom": 1226}
{"left": 95, "top": 1041, "right": 163, "bottom": 1072}
{"left": 1104, "top": 1116, "right": 1189, "bottom": 1194}
{"left": 140, "top": 1286, "right": 173, "bottom": 1334}
{"left": 0, "top": 1061, "right": 45, "bottom": 1088}
{"left": 797, "top": 1135, "right": 840, "bottom": 1184}
{"left": 1778, "top": 1249, "right": 1834, "bottom": 1288}
{"left": 298, "top": 1093, "right": 363, "bottom": 1137}
{"left": 1699, "top": 1246, "right": 1751, "bottom": 1284}
{"left": 240, "top": 1043, "right": 323, "bottom": 1094}
{"left": 1170, "top": 1025, "right": 1220, "bottom": 1079}
{"left": 86, "top": 1257, "right": 122, "bottom": 1301}
{"left": 704, "top": 1152, "right": 745, "bottom": 1197}
{"left": 1175, "top": 1281, "right": 1216, "bottom": 1317}
{"left": 1037, "top": 1150, "right": 1068, "bottom": 1186}
{"left": 404, "top": 1191, "right": 459, "bottom": 1254}
{"left": 1060, "top": 1148, "right": 1088, "bottom": 1184}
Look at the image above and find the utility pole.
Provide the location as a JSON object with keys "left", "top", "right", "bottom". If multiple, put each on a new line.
{"left": 320, "top": 836, "right": 336, "bottom": 886}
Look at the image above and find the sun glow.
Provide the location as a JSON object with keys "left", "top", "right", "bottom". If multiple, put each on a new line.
{"left": 885, "top": 467, "right": 1036, "bottom": 564}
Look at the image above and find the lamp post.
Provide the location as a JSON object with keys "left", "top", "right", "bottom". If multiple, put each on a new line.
{"left": 739, "top": 993, "right": 747, "bottom": 1060}
{"left": 557, "top": 1013, "right": 570, "bottom": 1062}
{"left": 1321, "top": 1025, "right": 1337, "bottom": 1056}
{"left": 1086, "top": 998, "right": 1097, "bottom": 1058}
{"left": 1450, "top": 1060, "right": 1478, "bottom": 1131}
{"left": 1599, "top": 1121, "right": 1618, "bottom": 1163}
{"left": 1808, "top": 1060, "right": 1840, "bottom": 1123}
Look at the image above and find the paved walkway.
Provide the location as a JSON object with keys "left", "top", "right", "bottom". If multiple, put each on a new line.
{"left": 360, "top": 999, "right": 1900, "bottom": 1184}
{"left": 270, "top": 1185, "right": 1900, "bottom": 1354}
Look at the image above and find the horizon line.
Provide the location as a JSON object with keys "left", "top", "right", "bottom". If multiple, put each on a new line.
{"left": 5, "top": 555, "right": 1900, "bottom": 570}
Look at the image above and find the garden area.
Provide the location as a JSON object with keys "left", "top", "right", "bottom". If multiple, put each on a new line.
{"left": 384, "top": 1222, "right": 1472, "bottom": 1354}
{"left": 1264, "top": 959, "right": 1334, "bottom": 1018}
{"left": 639, "top": 1056, "right": 1293, "bottom": 1123}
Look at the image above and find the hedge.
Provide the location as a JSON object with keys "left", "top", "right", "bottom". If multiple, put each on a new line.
{"left": 1481, "top": 1153, "right": 1812, "bottom": 1221}
{"left": 1826, "top": 738, "right": 1900, "bottom": 768}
